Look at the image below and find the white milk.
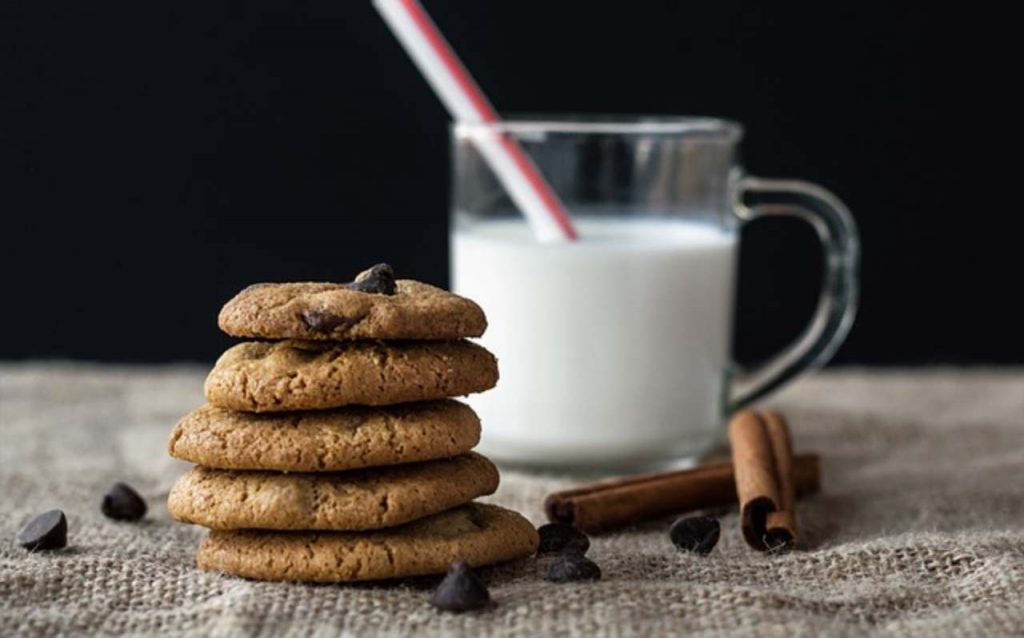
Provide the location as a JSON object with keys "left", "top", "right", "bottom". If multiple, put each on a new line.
{"left": 452, "top": 217, "right": 738, "bottom": 467}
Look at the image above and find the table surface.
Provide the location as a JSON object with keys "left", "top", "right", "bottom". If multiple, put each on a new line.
{"left": 1, "top": 364, "right": 1023, "bottom": 637}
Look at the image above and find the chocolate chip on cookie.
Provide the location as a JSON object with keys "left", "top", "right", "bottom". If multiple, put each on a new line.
{"left": 300, "top": 309, "right": 364, "bottom": 333}
{"left": 346, "top": 263, "right": 396, "bottom": 295}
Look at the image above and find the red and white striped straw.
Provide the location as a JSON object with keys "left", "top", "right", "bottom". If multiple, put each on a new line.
{"left": 374, "top": 0, "right": 579, "bottom": 242}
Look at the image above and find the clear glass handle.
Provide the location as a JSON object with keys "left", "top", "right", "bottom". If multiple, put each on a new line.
{"left": 729, "top": 176, "right": 860, "bottom": 410}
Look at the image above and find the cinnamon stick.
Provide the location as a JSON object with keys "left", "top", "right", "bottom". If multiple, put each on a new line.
{"left": 728, "top": 409, "right": 800, "bottom": 551}
{"left": 544, "top": 453, "right": 820, "bottom": 533}
{"left": 763, "top": 411, "right": 798, "bottom": 549}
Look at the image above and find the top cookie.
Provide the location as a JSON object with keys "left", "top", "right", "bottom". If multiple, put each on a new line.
{"left": 218, "top": 266, "right": 487, "bottom": 341}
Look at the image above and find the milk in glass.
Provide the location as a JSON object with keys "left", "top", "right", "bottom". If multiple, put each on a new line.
{"left": 452, "top": 217, "right": 738, "bottom": 467}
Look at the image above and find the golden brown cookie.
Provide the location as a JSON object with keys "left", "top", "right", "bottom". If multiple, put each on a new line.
{"left": 204, "top": 339, "right": 499, "bottom": 412}
{"left": 218, "top": 279, "right": 487, "bottom": 342}
{"left": 168, "top": 401, "right": 480, "bottom": 472}
{"left": 196, "top": 503, "right": 538, "bottom": 582}
{"left": 167, "top": 453, "right": 498, "bottom": 531}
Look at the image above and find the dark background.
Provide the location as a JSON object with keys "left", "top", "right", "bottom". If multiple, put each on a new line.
{"left": 2, "top": 1, "right": 1019, "bottom": 364}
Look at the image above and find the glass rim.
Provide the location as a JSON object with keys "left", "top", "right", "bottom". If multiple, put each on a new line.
{"left": 453, "top": 115, "right": 743, "bottom": 138}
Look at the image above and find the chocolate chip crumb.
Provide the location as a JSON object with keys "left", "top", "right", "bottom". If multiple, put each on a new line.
{"left": 669, "top": 515, "right": 720, "bottom": 555}
{"left": 429, "top": 560, "right": 491, "bottom": 612}
{"left": 17, "top": 510, "right": 68, "bottom": 551}
{"left": 346, "top": 263, "right": 396, "bottom": 295}
{"left": 101, "top": 482, "right": 148, "bottom": 521}
{"left": 537, "top": 522, "right": 590, "bottom": 555}
{"left": 545, "top": 553, "right": 602, "bottom": 583}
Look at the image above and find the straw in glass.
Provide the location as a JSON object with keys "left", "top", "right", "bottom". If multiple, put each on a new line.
{"left": 373, "top": 0, "right": 579, "bottom": 242}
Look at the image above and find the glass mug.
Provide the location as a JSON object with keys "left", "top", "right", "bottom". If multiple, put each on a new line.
{"left": 450, "top": 117, "right": 858, "bottom": 469}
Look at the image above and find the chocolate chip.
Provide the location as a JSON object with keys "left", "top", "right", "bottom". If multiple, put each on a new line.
{"left": 101, "top": 482, "right": 148, "bottom": 521}
{"left": 465, "top": 504, "right": 486, "bottom": 528}
{"left": 429, "top": 561, "right": 491, "bottom": 612}
{"left": 300, "top": 309, "right": 362, "bottom": 333}
{"left": 669, "top": 515, "right": 720, "bottom": 555}
{"left": 537, "top": 522, "right": 590, "bottom": 555}
{"left": 544, "top": 553, "right": 601, "bottom": 582}
{"left": 17, "top": 510, "right": 67, "bottom": 551}
{"left": 346, "top": 263, "right": 396, "bottom": 295}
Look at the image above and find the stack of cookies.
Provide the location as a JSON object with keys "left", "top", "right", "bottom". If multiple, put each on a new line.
{"left": 167, "top": 264, "right": 538, "bottom": 583}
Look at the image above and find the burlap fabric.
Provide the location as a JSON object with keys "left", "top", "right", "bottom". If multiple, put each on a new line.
{"left": 1, "top": 364, "right": 1022, "bottom": 637}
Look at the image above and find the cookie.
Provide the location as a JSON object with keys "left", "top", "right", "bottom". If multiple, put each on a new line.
{"left": 204, "top": 339, "right": 498, "bottom": 412}
{"left": 168, "top": 401, "right": 480, "bottom": 472}
{"left": 167, "top": 453, "right": 498, "bottom": 531}
{"left": 218, "top": 279, "right": 487, "bottom": 342}
{"left": 197, "top": 503, "right": 539, "bottom": 582}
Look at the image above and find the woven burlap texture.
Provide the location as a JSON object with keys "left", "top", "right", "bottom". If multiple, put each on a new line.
{"left": 1, "top": 364, "right": 1022, "bottom": 637}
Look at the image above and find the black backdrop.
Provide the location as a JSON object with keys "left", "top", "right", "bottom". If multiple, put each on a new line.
{"left": 2, "top": 1, "right": 1019, "bottom": 364}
